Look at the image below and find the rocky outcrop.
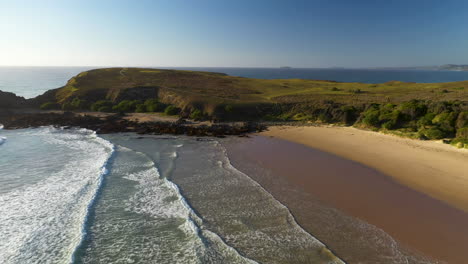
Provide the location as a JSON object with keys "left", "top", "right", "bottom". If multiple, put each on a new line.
{"left": 0, "top": 112, "right": 265, "bottom": 137}
{"left": 0, "top": 90, "right": 27, "bottom": 109}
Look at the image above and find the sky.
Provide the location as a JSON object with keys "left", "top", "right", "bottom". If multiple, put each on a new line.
{"left": 1, "top": 0, "right": 468, "bottom": 68}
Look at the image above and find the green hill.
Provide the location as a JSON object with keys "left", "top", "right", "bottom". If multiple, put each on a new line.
{"left": 33, "top": 67, "right": 467, "bottom": 113}
{"left": 28, "top": 67, "right": 468, "bottom": 147}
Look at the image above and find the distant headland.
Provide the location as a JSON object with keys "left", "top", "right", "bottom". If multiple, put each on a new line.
{"left": 372, "top": 64, "right": 468, "bottom": 71}
{"left": 0, "top": 67, "right": 466, "bottom": 147}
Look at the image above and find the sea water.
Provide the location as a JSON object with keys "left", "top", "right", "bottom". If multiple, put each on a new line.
{"left": 0, "top": 128, "right": 344, "bottom": 264}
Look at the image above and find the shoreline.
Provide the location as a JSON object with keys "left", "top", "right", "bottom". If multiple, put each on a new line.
{"left": 262, "top": 125, "right": 468, "bottom": 212}
{"left": 224, "top": 134, "right": 468, "bottom": 263}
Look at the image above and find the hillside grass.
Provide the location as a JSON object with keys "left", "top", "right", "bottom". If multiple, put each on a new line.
{"left": 55, "top": 67, "right": 468, "bottom": 106}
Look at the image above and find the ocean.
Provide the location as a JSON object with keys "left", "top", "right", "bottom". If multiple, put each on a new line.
{"left": 0, "top": 128, "right": 345, "bottom": 264}
{"left": 0, "top": 67, "right": 454, "bottom": 263}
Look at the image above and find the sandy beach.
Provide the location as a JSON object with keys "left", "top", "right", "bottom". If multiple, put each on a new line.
{"left": 262, "top": 126, "right": 468, "bottom": 213}
{"left": 224, "top": 128, "right": 468, "bottom": 263}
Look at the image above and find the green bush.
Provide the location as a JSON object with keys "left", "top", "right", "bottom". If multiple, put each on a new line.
{"left": 451, "top": 138, "right": 468, "bottom": 149}
{"left": 135, "top": 104, "right": 147, "bottom": 113}
{"left": 432, "top": 111, "right": 457, "bottom": 133}
{"left": 62, "top": 98, "right": 89, "bottom": 111}
{"left": 144, "top": 99, "right": 166, "bottom": 112}
{"left": 379, "top": 110, "right": 402, "bottom": 128}
{"left": 189, "top": 109, "right": 204, "bottom": 120}
{"left": 112, "top": 100, "right": 141, "bottom": 112}
{"left": 224, "top": 104, "right": 234, "bottom": 113}
{"left": 318, "top": 113, "right": 331, "bottom": 123}
{"left": 456, "top": 111, "right": 468, "bottom": 129}
{"left": 382, "top": 120, "right": 397, "bottom": 130}
{"left": 456, "top": 127, "right": 468, "bottom": 139}
{"left": 164, "top": 105, "right": 180, "bottom": 115}
{"left": 417, "top": 112, "right": 436, "bottom": 128}
{"left": 361, "top": 108, "right": 380, "bottom": 127}
{"left": 292, "top": 113, "right": 312, "bottom": 121}
{"left": 419, "top": 127, "right": 447, "bottom": 140}
{"left": 40, "top": 102, "right": 60, "bottom": 110}
{"left": 398, "top": 100, "right": 427, "bottom": 120}
{"left": 91, "top": 100, "right": 114, "bottom": 112}
{"left": 97, "top": 106, "right": 113, "bottom": 112}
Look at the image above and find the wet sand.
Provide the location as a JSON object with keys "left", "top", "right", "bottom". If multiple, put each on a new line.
{"left": 224, "top": 135, "right": 468, "bottom": 264}
{"left": 262, "top": 126, "right": 468, "bottom": 213}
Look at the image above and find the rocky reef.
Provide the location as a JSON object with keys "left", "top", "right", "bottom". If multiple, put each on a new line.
{"left": 0, "top": 111, "right": 265, "bottom": 137}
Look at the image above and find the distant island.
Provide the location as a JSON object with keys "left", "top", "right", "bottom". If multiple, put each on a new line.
{"left": 280, "top": 66, "right": 292, "bottom": 69}
{"left": 0, "top": 67, "right": 466, "bottom": 147}
{"left": 373, "top": 64, "right": 468, "bottom": 71}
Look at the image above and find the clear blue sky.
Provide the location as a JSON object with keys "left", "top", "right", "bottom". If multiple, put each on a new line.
{"left": 1, "top": 0, "right": 467, "bottom": 67}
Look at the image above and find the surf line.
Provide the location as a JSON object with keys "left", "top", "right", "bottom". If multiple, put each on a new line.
{"left": 218, "top": 142, "right": 347, "bottom": 264}
{"left": 70, "top": 133, "right": 115, "bottom": 264}
{"left": 0, "top": 124, "right": 6, "bottom": 146}
{"left": 135, "top": 146, "right": 259, "bottom": 264}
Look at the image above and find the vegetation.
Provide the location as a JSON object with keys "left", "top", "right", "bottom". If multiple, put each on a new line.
{"left": 112, "top": 100, "right": 141, "bottom": 112}
{"left": 91, "top": 100, "right": 113, "bottom": 112}
{"left": 143, "top": 99, "right": 166, "bottom": 112}
{"left": 62, "top": 98, "right": 88, "bottom": 111}
{"left": 189, "top": 109, "right": 204, "bottom": 120}
{"left": 40, "top": 102, "right": 60, "bottom": 110}
{"left": 32, "top": 67, "right": 467, "bottom": 146}
{"left": 164, "top": 105, "right": 180, "bottom": 115}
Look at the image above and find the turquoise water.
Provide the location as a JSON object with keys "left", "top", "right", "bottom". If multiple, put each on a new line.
{"left": 0, "top": 128, "right": 344, "bottom": 264}
{"left": 1, "top": 66, "right": 468, "bottom": 99}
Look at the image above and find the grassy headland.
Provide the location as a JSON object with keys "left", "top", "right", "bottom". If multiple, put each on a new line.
{"left": 23, "top": 67, "right": 468, "bottom": 147}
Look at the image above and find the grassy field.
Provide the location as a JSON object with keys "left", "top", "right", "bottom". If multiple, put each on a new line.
{"left": 52, "top": 67, "right": 468, "bottom": 106}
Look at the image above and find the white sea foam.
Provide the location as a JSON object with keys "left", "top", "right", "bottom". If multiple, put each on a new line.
{"left": 168, "top": 140, "right": 345, "bottom": 264}
{"left": 97, "top": 145, "right": 257, "bottom": 264}
{"left": 0, "top": 124, "right": 5, "bottom": 146}
{"left": 0, "top": 127, "right": 114, "bottom": 264}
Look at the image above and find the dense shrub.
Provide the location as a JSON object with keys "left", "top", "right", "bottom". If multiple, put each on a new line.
{"left": 379, "top": 110, "right": 402, "bottom": 128}
{"left": 112, "top": 100, "right": 141, "bottom": 112}
{"left": 62, "top": 98, "right": 89, "bottom": 111}
{"left": 144, "top": 99, "right": 166, "bottom": 112}
{"left": 382, "top": 120, "right": 397, "bottom": 130}
{"left": 419, "top": 127, "right": 447, "bottom": 140}
{"left": 40, "top": 102, "right": 60, "bottom": 110}
{"left": 398, "top": 100, "right": 427, "bottom": 120}
{"left": 451, "top": 138, "right": 468, "bottom": 149}
{"left": 164, "top": 105, "right": 180, "bottom": 115}
{"left": 97, "top": 106, "right": 113, "bottom": 112}
{"left": 417, "top": 113, "right": 436, "bottom": 128}
{"left": 224, "top": 104, "right": 234, "bottom": 113}
{"left": 432, "top": 112, "right": 457, "bottom": 133}
{"left": 361, "top": 108, "right": 380, "bottom": 127}
{"left": 318, "top": 113, "right": 331, "bottom": 123}
{"left": 189, "top": 109, "right": 204, "bottom": 120}
{"left": 456, "top": 111, "right": 468, "bottom": 129}
{"left": 91, "top": 100, "right": 114, "bottom": 112}
{"left": 135, "top": 104, "right": 147, "bottom": 113}
{"left": 456, "top": 127, "right": 468, "bottom": 139}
